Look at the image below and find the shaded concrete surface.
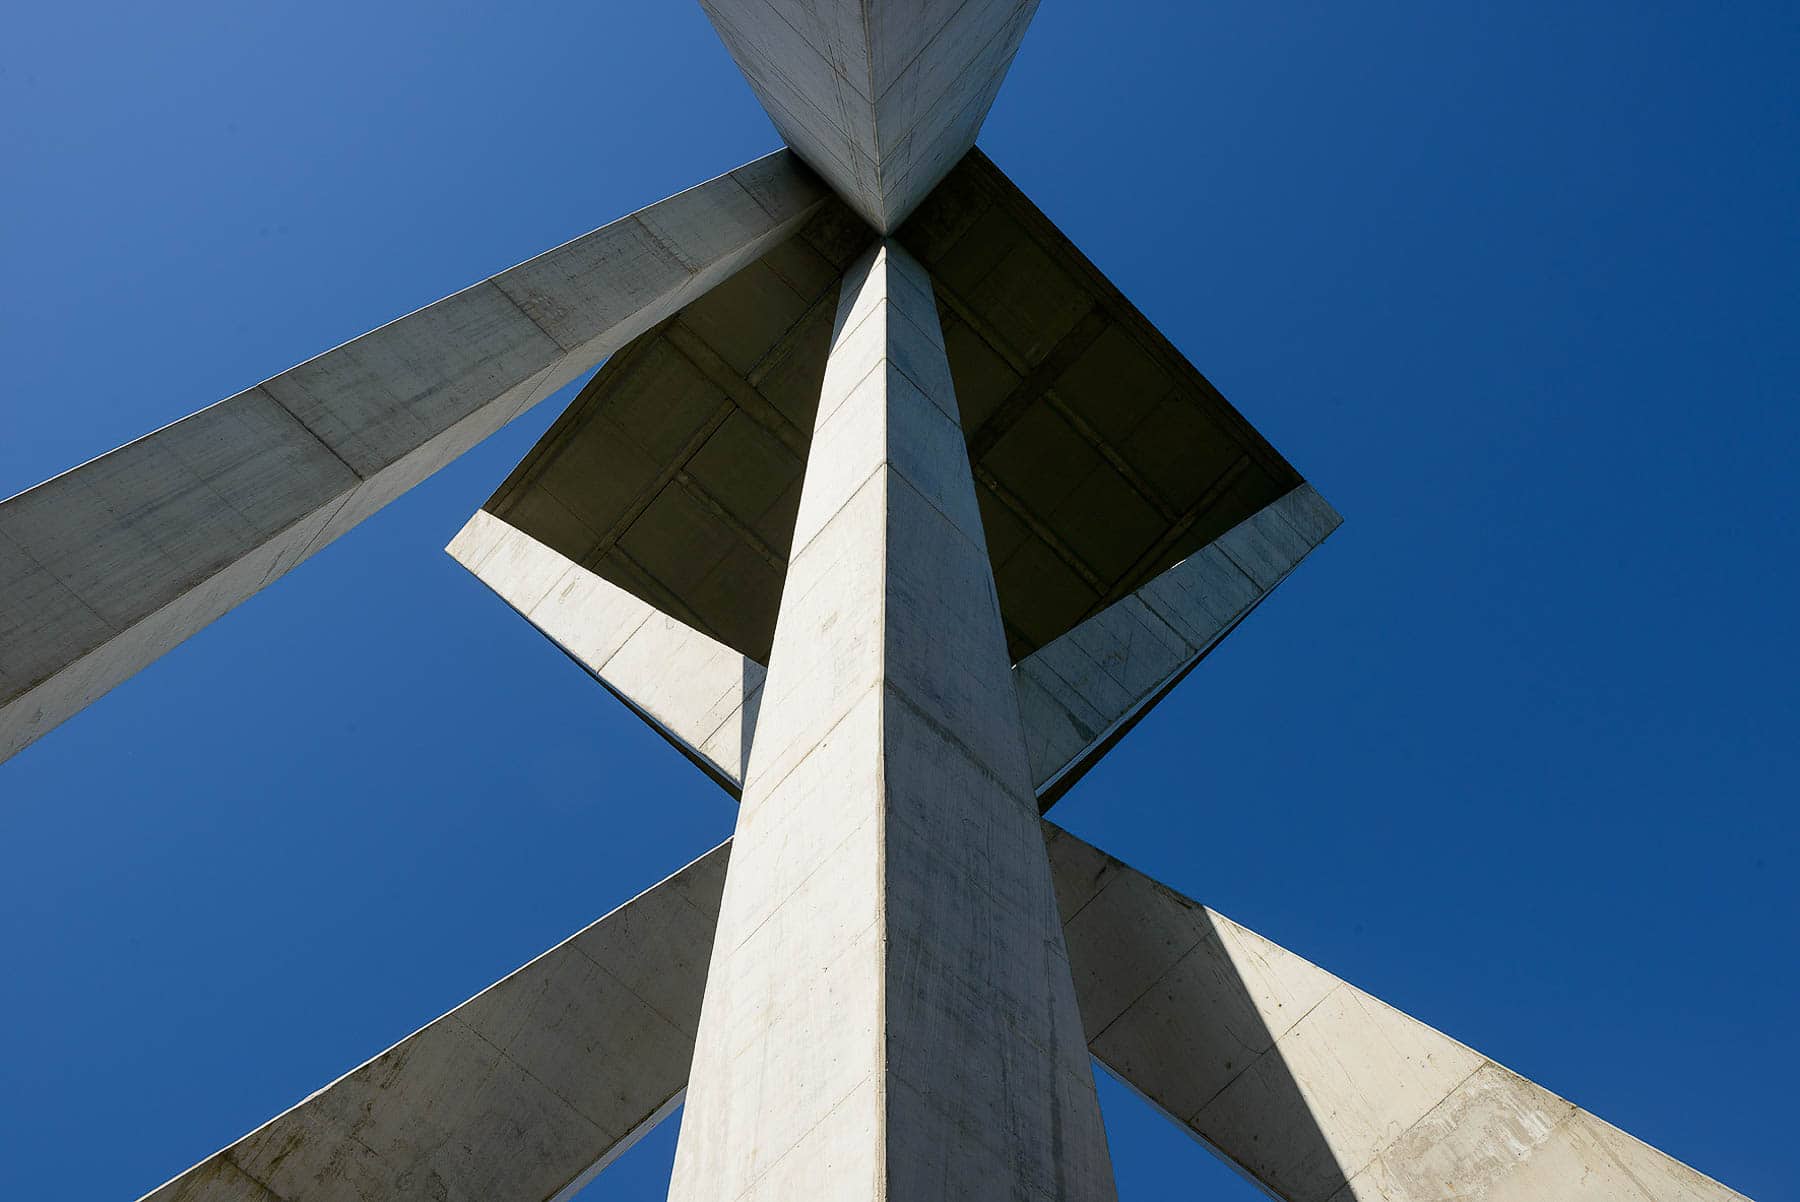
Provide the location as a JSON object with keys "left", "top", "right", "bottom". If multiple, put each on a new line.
{"left": 699, "top": 0, "right": 1040, "bottom": 231}
{"left": 476, "top": 199, "right": 870, "bottom": 664}
{"left": 899, "top": 149, "right": 1308, "bottom": 661}
{"left": 446, "top": 486, "right": 1335, "bottom": 805}
{"left": 136, "top": 842, "right": 730, "bottom": 1202}
{"left": 0, "top": 150, "right": 829, "bottom": 769}
{"left": 1043, "top": 824, "right": 1753, "bottom": 1202}
{"left": 480, "top": 148, "right": 1306, "bottom": 669}
{"left": 667, "top": 243, "right": 1116, "bottom": 1201}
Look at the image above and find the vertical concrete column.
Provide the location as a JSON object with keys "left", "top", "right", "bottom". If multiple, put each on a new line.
{"left": 667, "top": 242, "right": 1117, "bottom": 1201}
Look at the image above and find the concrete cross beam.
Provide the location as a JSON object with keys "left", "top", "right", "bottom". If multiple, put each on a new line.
{"left": 666, "top": 242, "right": 1116, "bottom": 1200}
{"left": 445, "top": 481, "right": 1340, "bottom": 804}
{"left": 0, "top": 150, "right": 830, "bottom": 769}
{"left": 699, "top": 0, "right": 1041, "bottom": 231}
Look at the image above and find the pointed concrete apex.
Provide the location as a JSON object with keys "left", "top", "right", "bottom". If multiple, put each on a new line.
{"left": 700, "top": 0, "right": 1041, "bottom": 230}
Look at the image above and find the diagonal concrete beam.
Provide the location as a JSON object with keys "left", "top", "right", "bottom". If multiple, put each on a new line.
{"left": 0, "top": 151, "right": 830, "bottom": 769}
{"left": 137, "top": 841, "right": 730, "bottom": 1202}
{"left": 446, "top": 484, "right": 1338, "bottom": 805}
{"left": 699, "top": 0, "right": 1040, "bottom": 231}
{"left": 1044, "top": 824, "right": 1753, "bottom": 1202}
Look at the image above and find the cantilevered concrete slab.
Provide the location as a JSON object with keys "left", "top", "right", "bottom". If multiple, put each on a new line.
{"left": 0, "top": 151, "right": 830, "bottom": 769}
{"left": 699, "top": 0, "right": 1040, "bottom": 231}
{"left": 447, "top": 481, "right": 1339, "bottom": 803}
{"left": 668, "top": 243, "right": 1116, "bottom": 1200}
{"left": 481, "top": 149, "right": 1307, "bottom": 667}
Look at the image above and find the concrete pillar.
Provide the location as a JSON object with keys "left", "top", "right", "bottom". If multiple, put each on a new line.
{"left": 666, "top": 242, "right": 1116, "bottom": 1201}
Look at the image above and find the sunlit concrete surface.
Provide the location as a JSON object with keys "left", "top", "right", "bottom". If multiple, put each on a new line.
{"left": 0, "top": 151, "right": 827, "bottom": 768}
{"left": 138, "top": 820, "right": 1746, "bottom": 1202}
{"left": 137, "top": 843, "right": 729, "bottom": 1202}
{"left": 699, "top": 0, "right": 1040, "bottom": 231}
{"left": 667, "top": 242, "right": 1115, "bottom": 1200}
{"left": 1045, "top": 826, "right": 1752, "bottom": 1202}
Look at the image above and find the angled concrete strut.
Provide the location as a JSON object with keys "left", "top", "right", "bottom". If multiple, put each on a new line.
{"left": 0, "top": 151, "right": 829, "bottom": 767}
{"left": 666, "top": 241, "right": 1116, "bottom": 1199}
{"left": 138, "top": 842, "right": 729, "bottom": 1202}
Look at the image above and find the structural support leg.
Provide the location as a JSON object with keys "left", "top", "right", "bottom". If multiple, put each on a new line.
{"left": 668, "top": 243, "right": 1116, "bottom": 1201}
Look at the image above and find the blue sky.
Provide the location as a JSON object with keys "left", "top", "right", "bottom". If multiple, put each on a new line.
{"left": 2, "top": 3, "right": 1795, "bottom": 1198}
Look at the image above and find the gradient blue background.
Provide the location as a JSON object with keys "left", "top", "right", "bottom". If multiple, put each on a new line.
{"left": 2, "top": 3, "right": 1794, "bottom": 1198}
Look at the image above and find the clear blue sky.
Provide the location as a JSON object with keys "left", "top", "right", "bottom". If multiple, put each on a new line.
{"left": 2, "top": 3, "right": 1794, "bottom": 1198}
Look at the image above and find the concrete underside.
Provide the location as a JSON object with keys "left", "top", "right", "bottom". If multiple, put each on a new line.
{"left": 482, "top": 149, "right": 1303, "bottom": 666}
{"left": 0, "top": 150, "right": 831, "bottom": 767}
{"left": 139, "top": 824, "right": 1747, "bottom": 1202}
{"left": 699, "top": 0, "right": 1041, "bottom": 232}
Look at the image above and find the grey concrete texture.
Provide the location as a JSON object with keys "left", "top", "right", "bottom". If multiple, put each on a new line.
{"left": 137, "top": 841, "right": 730, "bottom": 1202}
{"left": 667, "top": 241, "right": 1116, "bottom": 1201}
{"left": 0, "top": 150, "right": 829, "bottom": 770}
{"left": 1043, "top": 824, "right": 1753, "bottom": 1202}
{"left": 699, "top": 0, "right": 1041, "bottom": 231}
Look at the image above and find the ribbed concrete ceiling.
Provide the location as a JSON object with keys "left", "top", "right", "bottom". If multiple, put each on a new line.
{"left": 480, "top": 150, "right": 1303, "bottom": 665}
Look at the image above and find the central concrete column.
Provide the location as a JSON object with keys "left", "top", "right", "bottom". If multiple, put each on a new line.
{"left": 667, "top": 242, "right": 1117, "bottom": 1201}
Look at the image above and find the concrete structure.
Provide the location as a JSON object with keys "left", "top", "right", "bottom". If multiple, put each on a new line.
{"left": 0, "top": 151, "right": 828, "bottom": 766}
{"left": 447, "top": 479, "right": 1340, "bottom": 803}
{"left": 699, "top": 0, "right": 1040, "bottom": 230}
{"left": 1, "top": 2, "right": 1757, "bottom": 1199}
{"left": 665, "top": 242, "right": 1115, "bottom": 1200}
{"left": 139, "top": 821, "right": 1746, "bottom": 1202}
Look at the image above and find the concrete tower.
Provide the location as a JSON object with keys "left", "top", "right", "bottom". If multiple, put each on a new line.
{"left": 0, "top": 4, "right": 1754, "bottom": 1200}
